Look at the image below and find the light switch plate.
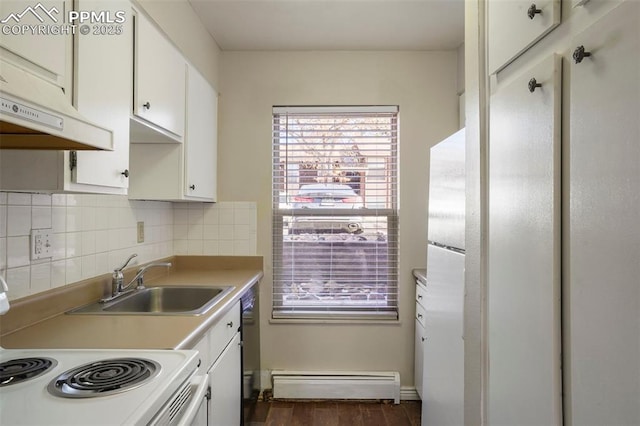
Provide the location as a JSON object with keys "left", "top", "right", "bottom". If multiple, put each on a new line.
{"left": 137, "top": 221, "right": 144, "bottom": 243}
{"left": 31, "top": 228, "right": 53, "bottom": 260}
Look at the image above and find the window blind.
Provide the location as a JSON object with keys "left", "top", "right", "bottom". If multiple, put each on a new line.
{"left": 272, "top": 106, "right": 399, "bottom": 320}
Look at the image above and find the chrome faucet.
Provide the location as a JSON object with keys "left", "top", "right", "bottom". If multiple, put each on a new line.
{"left": 101, "top": 254, "right": 171, "bottom": 303}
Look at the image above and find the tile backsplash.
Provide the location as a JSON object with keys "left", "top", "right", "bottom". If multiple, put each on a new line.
{"left": 0, "top": 193, "right": 257, "bottom": 301}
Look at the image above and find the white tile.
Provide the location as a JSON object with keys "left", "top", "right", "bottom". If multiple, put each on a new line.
{"left": 187, "top": 240, "right": 203, "bottom": 255}
{"left": 6, "top": 266, "right": 30, "bottom": 300}
{"left": 66, "top": 194, "right": 79, "bottom": 206}
{"left": 119, "top": 227, "right": 136, "bottom": 249}
{"left": 66, "top": 232, "right": 82, "bottom": 258}
{"left": 234, "top": 209, "right": 253, "bottom": 225}
{"left": 51, "top": 233, "right": 66, "bottom": 261}
{"left": 188, "top": 208, "right": 204, "bottom": 226}
{"left": 174, "top": 240, "right": 188, "bottom": 255}
{"left": 0, "top": 193, "right": 7, "bottom": 204}
{"left": 108, "top": 230, "right": 119, "bottom": 251}
{"left": 95, "top": 230, "right": 109, "bottom": 253}
{"left": 234, "top": 201, "right": 255, "bottom": 209}
{"left": 65, "top": 257, "right": 81, "bottom": 284}
{"left": 30, "top": 262, "right": 51, "bottom": 293}
{"left": 108, "top": 207, "right": 120, "bottom": 229}
{"left": 81, "top": 255, "right": 96, "bottom": 279}
{"left": 0, "top": 205, "right": 6, "bottom": 238}
{"left": 51, "top": 207, "right": 66, "bottom": 233}
{"left": 203, "top": 240, "right": 219, "bottom": 255}
{"left": 94, "top": 207, "right": 109, "bottom": 230}
{"left": 7, "top": 236, "right": 29, "bottom": 268}
{"left": 7, "top": 193, "right": 31, "bottom": 205}
{"left": 51, "top": 260, "right": 66, "bottom": 288}
{"left": 32, "top": 206, "right": 52, "bottom": 229}
{"left": 0, "top": 237, "right": 6, "bottom": 270}
{"left": 7, "top": 206, "right": 31, "bottom": 236}
{"left": 82, "top": 206, "right": 96, "bottom": 231}
{"left": 187, "top": 224, "right": 203, "bottom": 240}
{"left": 203, "top": 225, "right": 219, "bottom": 240}
{"left": 94, "top": 252, "right": 109, "bottom": 275}
{"left": 219, "top": 225, "right": 234, "bottom": 240}
{"left": 218, "top": 240, "right": 234, "bottom": 255}
{"left": 82, "top": 231, "right": 96, "bottom": 255}
{"left": 234, "top": 224, "right": 251, "bottom": 240}
{"left": 66, "top": 206, "right": 81, "bottom": 232}
{"left": 32, "top": 194, "right": 52, "bottom": 206}
{"left": 203, "top": 207, "right": 219, "bottom": 225}
{"left": 173, "top": 202, "right": 189, "bottom": 210}
{"left": 51, "top": 194, "right": 66, "bottom": 206}
{"left": 173, "top": 224, "right": 188, "bottom": 240}
{"left": 233, "top": 240, "right": 252, "bottom": 256}
{"left": 174, "top": 209, "right": 189, "bottom": 225}
{"left": 219, "top": 208, "right": 234, "bottom": 225}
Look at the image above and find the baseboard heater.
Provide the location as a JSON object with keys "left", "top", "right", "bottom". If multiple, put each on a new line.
{"left": 271, "top": 371, "right": 400, "bottom": 404}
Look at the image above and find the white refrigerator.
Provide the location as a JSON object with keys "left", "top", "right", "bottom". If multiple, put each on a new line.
{"left": 421, "top": 128, "right": 465, "bottom": 426}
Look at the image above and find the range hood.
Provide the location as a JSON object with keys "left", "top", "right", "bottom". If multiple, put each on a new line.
{"left": 0, "top": 60, "right": 113, "bottom": 150}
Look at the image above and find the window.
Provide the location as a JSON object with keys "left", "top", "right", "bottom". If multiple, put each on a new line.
{"left": 272, "top": 106, "right": 399, "bottom": 320}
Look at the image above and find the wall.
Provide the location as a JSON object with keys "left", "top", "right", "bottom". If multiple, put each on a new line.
{"left": 0, "top": 193, "right": 257, "bottom": 301}
{"left": 218, "top": 50, "right": 458, "bottom": 387}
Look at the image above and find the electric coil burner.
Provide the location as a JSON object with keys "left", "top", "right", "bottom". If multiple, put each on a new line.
{"left": 48, "top": 358, "right": 161, "bottom": 398}
{"left": 0, "top": 357, "right": 57, "bottom": 387}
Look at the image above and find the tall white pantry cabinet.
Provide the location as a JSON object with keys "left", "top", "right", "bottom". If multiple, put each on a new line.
{"left": 486, "top": 0, "right": 639, "bottom": 425}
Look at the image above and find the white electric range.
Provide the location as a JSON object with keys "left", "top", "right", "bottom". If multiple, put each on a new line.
{"left": 0, "top": 347, "right": 205, "bottom": 426}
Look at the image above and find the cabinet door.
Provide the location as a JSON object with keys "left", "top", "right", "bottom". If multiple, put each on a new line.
{"left": 185, "top": 65, "right": 218, "bottom": 200}
{"left": 414, "top": 318, "right": 425, "bottom": 399}
{"left": 422, "top": 245, "right": 464, "bottom": 426}
{"left": 568, "top": 2, "right": 640, "bottom": 425}
{"left": 208, "top": 333, "right": 241, "bottom": 426}
{"left": 72, "top": 0, "right": 131, "bottom": 191}
{"left": 488, "top": 55, "right": 561, "bottom": 425}
{"left": 0, "top": 0, "right": 71, "bottom": 89}
{"left": 488, "top": 0, "right": 560, "bottom": 74}
{"left": 133, "top": 11, "right": 185, "bottom": 138}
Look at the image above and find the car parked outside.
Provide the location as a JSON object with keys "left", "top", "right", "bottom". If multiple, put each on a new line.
{"left": 288, "top": 183, "right": 364, "bottom": 234}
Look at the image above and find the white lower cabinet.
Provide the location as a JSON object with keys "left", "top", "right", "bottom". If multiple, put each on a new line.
{"left": 208, "top": 332, "right": 242, "bottom": 426}
{"left": 192, "top": 301, "right": 242, "bottom": 426}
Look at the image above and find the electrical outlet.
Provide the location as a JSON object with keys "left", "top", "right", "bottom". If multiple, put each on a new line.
{"left": 137, "top": 221, "right": 144, "bottom": 243}
{"left": 31, "top": 228, "right": 53, "bottom": 260}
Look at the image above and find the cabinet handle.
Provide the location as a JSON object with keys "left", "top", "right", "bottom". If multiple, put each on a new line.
{"left": 572, "top": 45, "right": 592, "bottom": 64}
{"left": 189, "top": 184, "right": 196, "bottom": 190}
{"left": 418, "top": 295, "right": 423, "bottom": 299}
{"left": 143, "top": 101, "right": 151, "bottom": 109}
{"left": 121, "top": 169, "right": 129, "bottom": 178}
{"left": 421, "top": 337, "right": 426, "bottom": 342}
{"left": 528, "top": 78, "right": 542, "bottom": 93}
{"left": 417, "top": 314, "right": 423, "bottom": 319}
{"left": 227, "top": 321, "right": 233, "bottom": 328}
{"left": 527, "top": 4, "right": 542, "bottom": 19}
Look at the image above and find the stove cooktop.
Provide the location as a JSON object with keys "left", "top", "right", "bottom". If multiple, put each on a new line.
{"left": 0, "top": 348, "right": 199, "bottom": 426}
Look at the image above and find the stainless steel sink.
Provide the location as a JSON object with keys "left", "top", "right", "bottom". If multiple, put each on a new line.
{"left": 68, "top": 286, "right": 234, "bottom": 316}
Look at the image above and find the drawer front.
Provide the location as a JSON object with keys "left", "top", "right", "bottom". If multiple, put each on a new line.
{"left": 415, "top": 282, "right": 427, "bottom": 308}
{"left": 209, "top": 301, "right": 241, "bottom": 365}
{"left": 192, "top": 334, "right": 210, "bottom": 375}
{"left": 415, "top": 301, "right": 427, "bottom": 328}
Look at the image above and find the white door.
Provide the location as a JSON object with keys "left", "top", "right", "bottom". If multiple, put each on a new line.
{"left": 567, "top": 2, "right": 640, "bottom": 425}
{"left": 208, "top": 333, "right": 241, "bottom": 426}
{"left": 487, "top": 0, "right": 560, "bottom": 74}
{"left": 488, "top": 54, "right": 562, "bottom": 425}
{"left": 185, "top": 65, "right": 217, "bottom": 201}
{"left": 73, "top": 0, "right": 131, "bottom": 191}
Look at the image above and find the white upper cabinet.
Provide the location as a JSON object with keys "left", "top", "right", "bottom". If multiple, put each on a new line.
{"left": 567, "top": 2, "right": 640, "bottom": 424}
{"left": 131, "top": 9, "right": 186, "bottom": 142}
{"left": 489, "top": 54, "right": 562, "bottom": 426}
{"left": 488, "top": 0, "right": 560, "bottom": 74}
{"left": 185, "top": 65, "right": 218, "bottom": 201}
{"left": 129, "top": 63, "right": 218, "bottom": 202}
{"left": 0, "top": 0, "right": 72, "bottom": 91}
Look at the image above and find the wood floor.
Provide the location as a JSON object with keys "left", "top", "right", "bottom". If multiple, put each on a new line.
{"left": 249, "top": 400, "right": 421, "bottom": 426}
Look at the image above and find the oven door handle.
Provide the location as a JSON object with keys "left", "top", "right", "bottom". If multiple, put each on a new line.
{"left": 176, "top": 374, "right": 209, "bottom": 426}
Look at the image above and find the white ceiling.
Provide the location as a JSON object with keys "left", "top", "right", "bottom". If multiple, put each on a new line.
{"left": 188, "top": 0, "right": 465, "bottom": 51}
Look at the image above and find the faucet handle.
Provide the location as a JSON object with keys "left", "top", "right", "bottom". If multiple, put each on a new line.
{"left": 115, "top": 253, "right": 138, "bottom": 272}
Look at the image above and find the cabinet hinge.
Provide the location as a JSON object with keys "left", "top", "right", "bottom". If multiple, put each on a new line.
{"left": 205, "top": 386, "right": 211, "bottom": 401}
{"left": 70, "top": 151, "right": 77, "bottom": 171}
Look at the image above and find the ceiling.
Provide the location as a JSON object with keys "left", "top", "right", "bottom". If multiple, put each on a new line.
{"left": 188, "top": 0, "right": 465, "bottom": 51}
